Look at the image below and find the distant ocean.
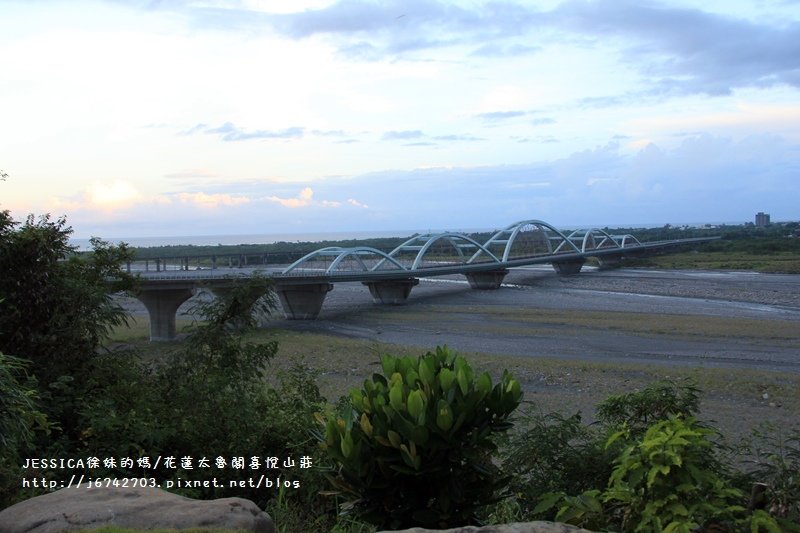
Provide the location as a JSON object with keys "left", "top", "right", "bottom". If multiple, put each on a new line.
{"left": 68, "top": 221, "right": 743, "bottom": 251}
{"left": 69, "top": 229, "right": 461, "bottom": 251}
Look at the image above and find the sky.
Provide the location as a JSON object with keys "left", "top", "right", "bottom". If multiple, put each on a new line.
{"left": 1, "top": 0, "right": 799, "bottom": 240}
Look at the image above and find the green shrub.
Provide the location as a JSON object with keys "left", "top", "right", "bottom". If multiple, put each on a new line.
{"left": 602, "top": 416, "right": 744, "bottom": 532}
{"left": 500, "top": 411, "right": 613, "bottom": 519}
{"left": 499, "top": 379, "right": 704, "bottom": 523}
{"left": 742, "top": 424, "right": 800, "bottom": 528}
{"left": 537, "top": 416, "right": 776, "bottom": 533}
{"left": 0, "top": 352, "right": 47, "bottom": 456}
{"left": 0, "top": 212, "right": 134, "bottom": 386}
{"left": 318, "top": 346, "right": 522, "bottom": 529}
{"left": 596, "top": 379, "right": 700, "bottom": 435}
{"left": 0, "top": 351, "right": 49, "bottom": 507}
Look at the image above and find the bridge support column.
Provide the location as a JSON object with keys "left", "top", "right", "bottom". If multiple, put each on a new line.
{"left": 136, "top": 288, "right": 195, "bottom": 341}
{"left": 597, "top": 255, "right": 623, "bottom": 270}
{"left": 208, "top": 285, "right": 270, "bottom": 308}
{"left": 552, "top": 259, "right": 585, "bottom": 275}
{"left": 207, "top": 285, "right": 273, "bottom": 326}
{"left": 465, "top": 269, "right": 508, "bottom": 290}
{"left": 276, "top": 283, "right": 333, "bottom": 320}
{"left": 362, "top": 278, "right": 419, "bottom": 305}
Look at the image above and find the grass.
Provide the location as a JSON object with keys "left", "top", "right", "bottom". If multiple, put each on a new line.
{"left": 98, "top": 301, "right": 800, "bottom": 531}
{"left": 107, "top": 316, "right": 195, "bottom": 343}
{"left": 270, "top": 327, "right": 800, "bottom": 440}
{"left": 627, "top": 251, "right": 800, "bottom": 273}
{"left": 76, "top": 529, "right": 250, "bottom": 533}
{"left": 353, "top": 305, "right": 800, "bottom": 342}
{"left": 105, "top": 316, "right": 800, "bottom": 444}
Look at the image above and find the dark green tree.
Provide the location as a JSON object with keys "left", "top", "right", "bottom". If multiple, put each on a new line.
{"left": 0, "top": 210, "right": 135, "bottom": 453}
{"left": 0, "top": 211, "right": 134, "bottom": 384}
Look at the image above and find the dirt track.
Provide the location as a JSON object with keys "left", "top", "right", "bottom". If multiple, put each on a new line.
{"left": 270, "top": 267, "right": 800, "bottom": 439}
{"left": 279, "top": 267, "right": 800, "bottom": 373}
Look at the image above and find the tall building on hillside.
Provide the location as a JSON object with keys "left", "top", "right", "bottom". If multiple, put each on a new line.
{"left": 755, "top": 212, "right": 770, "bottom": 226}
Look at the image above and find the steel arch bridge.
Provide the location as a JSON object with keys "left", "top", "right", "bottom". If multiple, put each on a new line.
{"left": 270, "top": 218, "right": 712, "bottom": 319}
{"left": 132, "top": 218, "right": 717, "bottom": 338}
{"left": 281, "top": 220, "right": 645, "bottom": 278}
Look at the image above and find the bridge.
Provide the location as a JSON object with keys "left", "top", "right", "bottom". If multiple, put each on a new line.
{"left": 130, "top": 219, "right": 717, "bottom": 340}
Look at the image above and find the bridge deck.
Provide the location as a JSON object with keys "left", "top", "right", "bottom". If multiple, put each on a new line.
{"left": 127, "top": 225, "right": 717, "bottom": 340}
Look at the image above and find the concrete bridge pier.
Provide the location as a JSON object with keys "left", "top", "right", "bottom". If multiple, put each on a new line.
{"left": 552, "top": 259, "right": 585, "bottom": 275}
{"left": 465, "top": 269, "right": 509, "bottom": 289}
{"left": 136, "top": 288, "right": 196, "bottom": 341}
{"left": 363, "top": 278, "right": 419, "bottom": 304}
{"left": 207, "top": 284, "right": 270, "bottom": 308}
{"left": 597, "top": 255, "right": 624, "bottom": 270}
{"left": 276, "top": 283, "right": 333, "bottom": 319}
{"left": 206, "top": 284, "right": 274, "bottom": 325}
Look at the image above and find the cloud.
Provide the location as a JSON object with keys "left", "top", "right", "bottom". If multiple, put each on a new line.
{"left": 48, "top": 180, "right": 154, "bottom": 214}
{"left": 269, "top": 0, "right": 543, "bottom": 56}
{"left": 626, "top": 103, "right": 800, "bottom": 140}
{"left": 183, "top": 122, "right": 305, "bottom": 141}
{"left": 86, "top": 180, "right": 142, "bottom": 207}
{"left": 381, "top": 131, "right": 484, "bottom": 143}
{"left": 347, "top": 198, "right": 369, "bottom": 208}
{"left": 311, "top": 129, "right": 347, "bottom": 137}
{"left": 327, "top": 133, "right": 800, "bottom": 227}
{"left": 475, "top": 110, "right": 528, "bottom": 122}
{"left": 140, "top": 1, "right": 799, "bottom": 103}
{"left": 176, "top": 192, "right": 250, "bottom": 207}
{"left": 268, "top": 0, "right": 799, "bottom": 97}
{"left": 432, "top": 134, "right": 484, "bottom": 141}
{"left": 266, "top": 186, "right": 372, "bottom": 210}
{"left": 552, "top": 0, "right": 800, "bottom": 96}
{"left": 37, "top": 133, "right": 799, "bottom": 238}
{"left": 269, "top": 187, "right": 315, "bottom": 208}
{"left": 382, "top": 130, "right": 425, "bottom": 140}
{"left": 470, "top": 42, "right": 540, "bottom": 57}
{"left": 163, "top": 168, "right": 220, "bottom": 179}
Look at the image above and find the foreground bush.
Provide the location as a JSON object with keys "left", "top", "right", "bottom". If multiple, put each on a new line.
{"left": 318, "top": 346, "right": 522, "bottom": 530}
{"left": 742, "top": 424, "right": 800, "bottom": 530}
{"left": 0, "top": 352, "right": 49, "bottom": 508}
{"left": 541, "top": 416, "right": 745, "bottom": 532}
{"left": 499, "top": 380, "right": 796, "bottom": 533}
{"left": 73, "top": 279, "right": 331, "bottom": 509}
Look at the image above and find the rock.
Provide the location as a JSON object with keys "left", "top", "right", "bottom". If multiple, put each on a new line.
{"left": 0, "top": 486, "right": 275, "bottom": 533}
{"left": 380, "top": 521, "right": 594, "bottom": 533}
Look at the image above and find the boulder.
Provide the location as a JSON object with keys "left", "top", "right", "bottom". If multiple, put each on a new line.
{"left": 0, "top": 486, "right": 274, "bottom": 533}
{"left": 380, "top": 522, "right": 594, "bottom": 533}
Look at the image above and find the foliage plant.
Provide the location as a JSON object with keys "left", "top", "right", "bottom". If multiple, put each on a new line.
{"left": 0, "top": 352, "right": 47, "bottom": 456}
{"left": 0, "top": 211, "right": 133, "bottom": 504}
{"left": 501, "top": 411, "right": 614, "bottom": 519}
{"left": 536, "top": 416, "right": 747, "bottom": 532}
{"left": 500, "top": 379, "right": 703, "bottom": 522}
{"left": 607, "top": 416, "right": 744, "bottom": 532}
{"left": 515, "top": 381, "right": 794, "bottom": 532}
{"left": 595, "top": 380, "right": 701, "bottom": 436}
{"left": 0, "top": 211, "right": 135, "bottom": 386}
{"left": 318, "top": 346, "right": 522, "bottom": 530}
{"left": 742, "top": 424, "right": 800, "bottom": 529}
{"left": 0, "top": 351, "right": 50, "bottom": 508}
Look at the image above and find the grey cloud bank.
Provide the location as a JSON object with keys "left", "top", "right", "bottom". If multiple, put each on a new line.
{"left": 6, "top": 0, "right": 797, "bottom": 239}
{"left": 69, "top": 133, "right": 799, "bottom": 237}
{"left": 182, "top": 0, "right": 800, "bottom": 97}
